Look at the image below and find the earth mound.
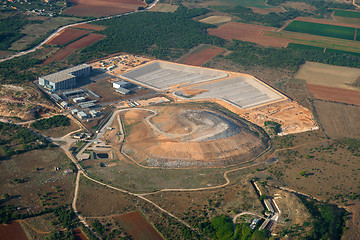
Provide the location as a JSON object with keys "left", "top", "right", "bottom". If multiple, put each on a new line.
{"left": 121, "top": 105, "right": 268, "bottom": 168}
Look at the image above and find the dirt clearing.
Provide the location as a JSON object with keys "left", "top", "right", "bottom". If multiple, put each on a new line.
{"left": 208, "top": 22, "right": 291, "bottom": 47}
{"left": 114, "top": 211, "right": 164, "bottom": 240}
{"left": 46, "top": 28, "right": 89, "bottom": 46}
{"left": 148, "top": 3, "right": 178, "bottom": 13}
{"left": 307, "top": 84, "right": 360, "bottom": 106}
{"left": 313, "top": 100, "right": 360, "bottom": 139}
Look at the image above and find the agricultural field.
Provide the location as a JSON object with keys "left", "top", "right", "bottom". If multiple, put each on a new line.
{"left": 9, "top": 16, "right": 82, "bottom": 51}
{"left": 114, "top": 211, "right": 164, "bottom": 240}
{"left": 46, "top": 28, "right": 89, "bottom": 46}
{"left": 333, "top": 9, "right": 360, "bottom": 18}
{"left": 178, "top": 45, "right": 226, "bottom": 66}
{"left": 283, "top": 20, "right": 357, "bottom": 41}
{"left": 148, "top": 3, "right": 178, "bottom": 13}
{"left": 63, "top": 0, "right": 146, "bottom": 17}
{"left": 42, "top": 33, "right": 105, "bottom": 64}
{"left": 295, "top": 62, "right": 360, "bottom": 90}
{"left": 199, "top": 15, "right": 232, "bottom": 25}
{"left": 0, "top": 221, "right": 28, "bottom": 240}
{"left": 73, "top": 23, "right": 107, "bottom": 31}
{"left": 206, "top": 0, "right": 270, "bottom": 8}
{"left": 307, "top": 84, "right": 360, "bottom": 106}
{"left": 313, "top": 100, "right": 360, "bottom": 139}
{"left": 207, "top": 22, "right": 291, "bottom": 47}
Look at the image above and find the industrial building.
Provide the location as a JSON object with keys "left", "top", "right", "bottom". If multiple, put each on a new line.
{"left": 39, "top": 64, "right": 92, "bottom": 91}
{"left": 113, "top": 80, "right": 130, "bottom": 89}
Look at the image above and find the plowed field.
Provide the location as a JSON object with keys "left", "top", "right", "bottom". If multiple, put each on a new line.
{"left": 73, "top": 23, "right": 106, "bottom": 31}
{"left": 307, "top": 84, "right": 360, "bottom": 106}
{"left": 0, "top": 222, "right": 28, "bottom": 240}
{"left": 114, "top": 211, "right": 164, "bottom": 240}
{"left": 181, "top": 46, "right": 225, "bottom": 66}
{"left": 42, "top": 33, "right": 105, "bottom": 64}
{"left": 64, "top": 0, "right": 146, "bottom": 17}
{"left": 207, "top": 22, "right": 291, "bottom": 47}
{"left": 46, "top": 28, "right": 88, "bottom": 45}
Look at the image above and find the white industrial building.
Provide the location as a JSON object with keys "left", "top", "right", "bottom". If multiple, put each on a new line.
{"left": 113, "top": 80, "right": 130, "bottom": 89}
{"left": 39, "top": 64, "right": 92, "bottom": 91}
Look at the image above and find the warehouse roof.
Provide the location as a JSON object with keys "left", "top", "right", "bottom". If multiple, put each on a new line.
{"left": 39, "top": 64, "right": 91, "bottom": 83}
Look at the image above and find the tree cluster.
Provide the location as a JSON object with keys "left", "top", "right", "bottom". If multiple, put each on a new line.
{"left": 31, "top": 115, "right": 70, "bottom": 130}
{"left": 81, "top": 7, "right": 224, "bottom": 61}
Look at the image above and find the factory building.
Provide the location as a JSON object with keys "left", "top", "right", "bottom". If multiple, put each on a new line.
{"left": 39, "top": 64, "right": 92, "bottom": 91}
{"left": 113, "top": 80, "right": 130, "bottom": 89}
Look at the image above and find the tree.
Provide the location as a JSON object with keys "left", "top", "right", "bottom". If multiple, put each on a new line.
{"left": 3, "top": 193, "right": 9, "bottom": 200}
{"left": 300, "top": 170, "right": 307, "bottom": 177}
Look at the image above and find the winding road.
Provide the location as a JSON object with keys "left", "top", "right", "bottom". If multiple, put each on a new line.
{"left": 0, "top": 0, "right": 159, "bottom": 63}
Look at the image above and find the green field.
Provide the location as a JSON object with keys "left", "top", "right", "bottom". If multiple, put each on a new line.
{"left": 333, "top": 9, "right": 360, "bottom": 18}
{"left": 284, "top": 21, "right": 356, "bottom": 41}
{"left": 288, "top": 43, "right": 360, "bottom": 57}
{"left": 209, "top": 0, "right": 269, "bottom": 8}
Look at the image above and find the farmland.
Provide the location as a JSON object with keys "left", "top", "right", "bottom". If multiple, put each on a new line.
{"left": 42, "top": 33, "right": 105, "bottom": 64}
{"left": 207, "top": 22, "right": 291, "bottom": 47}
{"left": 0, "top": 221, "right": 28, "bottom": 240}
{"left": 148, "top": 3, "right": 178, "bottom": 13}
{"left": 63, "top": 0, "right": 146, "bottom": 17}
{"left": 179, "top": 45, "right": 225, "bottom": 66}
{"left": 307, "top": 84, "right": 360, "bottom": 106}
{"left": 199, "top": 16, "right": 232, "bottom": 25}
{"left": 114, "top": 211, "right": 164, "bottom": 240}
{"left": 313, "top": 100, "right": 360, "bottom": 139}
{"left": 73, "top": 23, "right": 106, "bottom": 31}
{"left": 333, "top": 9, "right": 360, "bottom": 18}
{"left": 284, "top": 20, "right": 356, "bottom": 41}
{"left": 295, "top": 62, "right": 360, "bottom": 90}
{"left": 46, "top": 28, "right": 89, "bottom": 46}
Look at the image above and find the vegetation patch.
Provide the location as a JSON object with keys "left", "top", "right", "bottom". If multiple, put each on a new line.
{"left": 284, "top": 21, "right": 356, "bottom": 41}
{"left": 31, "top": 115, "right": 70, "bottom": 130}
{"left": 333, "top": 9, "right": 360, "bottom": 18}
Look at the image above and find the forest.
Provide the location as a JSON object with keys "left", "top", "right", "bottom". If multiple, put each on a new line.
{"left": 31, "top": 115, "right": 70, "bottom": 130}
{"left": 82, "top": 7, "right": 224, "bottom": 60}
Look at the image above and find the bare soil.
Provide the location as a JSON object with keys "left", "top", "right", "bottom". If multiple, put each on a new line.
{"left": 180, "top": 46, "right": 225, "bottom": 66}
{"left": 64, "top": 0, "right": 146, "bottom": 17}
{"left": 46, "top": 28, "right": 89, "bottom": 46}
{"left": 307, "top": 84, "right": 360, "bottom": 106}
{"left": 72, "top": 24, "right": 106, "bottom": 31}
{"left": 114, "top": 211, "right": 164, "bottom": 240}
{"left": 313, "top": 100, "right": 360, "bottom": 139}
{"left": 121, "top": 105, "right": 267, "bottom": 167}
{"left": 207, "top": 22, "right": 291, "bottom": 47}
{"left": 0, "top": 222, "right": 28, "bottom": 240}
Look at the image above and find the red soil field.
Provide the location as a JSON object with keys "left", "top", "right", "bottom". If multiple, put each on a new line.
{"left": 64, "top": 0, "right": 146, "bottom": 17}
{"left": 295, "top": 16, "right": 360, "bottom": 29}
{"left": 42, "top": 33, "right": 105, "bottom": 64}
{"left": 46, "top": 28, "right": 89, "bottom": 45}
{"left": 73, "top": 23, "right": 106, "bottom": 31}
{"left": 67, "top": 33, "right": 105, "bottom": 49}
{"left": 114, "top": 211, "right": 164, "bottom": 240}
{"left": 182, "top": 46, "right": 225, "bottom": 66}
{"left": 207, "top": 22, "right": 291, "bottom": 48}
{"left": 307, "top": 84, "right": 360, "bottom": 106}
{"left": 73, "top": 228, "right": 88, "bottom": 240}
{"left": 0, "top": 222, "right": 28, "bottom": 240}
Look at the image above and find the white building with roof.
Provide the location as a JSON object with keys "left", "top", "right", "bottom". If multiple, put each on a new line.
{"left": 39, "top": 64, "right": 92, "bottom": 91}
{"left": 113, "top": 80, "right": 130, "bottom": 89}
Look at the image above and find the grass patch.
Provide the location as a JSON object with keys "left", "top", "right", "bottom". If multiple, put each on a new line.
{"left": 284, "top": 21, "right": 356, "bottom": 41}
{"left": 288, "top": 43, "right": 360, "bottom": 57}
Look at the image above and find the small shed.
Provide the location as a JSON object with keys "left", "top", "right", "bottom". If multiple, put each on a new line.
{"left": 77, "top": 111, "right": 87, "bottom": 120}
